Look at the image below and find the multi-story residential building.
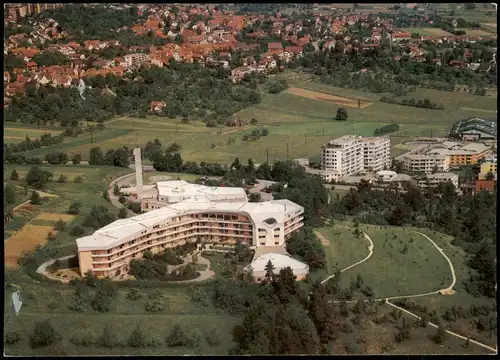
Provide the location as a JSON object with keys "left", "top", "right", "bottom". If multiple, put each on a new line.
{"left": 402, "top": 141, "right": 491, "bottom": 174}
{"left": 320, "top": 135, "right": 364, "bottom": 178}
{"left": 320, "top": 135, "right": 390, "bottom": 179}
{"left": 429, "top": 142, "right": 491, "bottom": 168}
{"left": 360, "top": 136, "right": 391, "bottom": 172}
{"left": 415, "top": 172, "right": 459, "bottom": 189}
{"left": 479, "top": 154, "right": 497, "bottom": 180}
{"left": 76, "top": 199, "right": 304, "bottom": 279}
{"left": 124, "top": 53, "right": 149, "bottom": 69}
{"left": 402, "top": 152, "right": 450, "bottom": 174}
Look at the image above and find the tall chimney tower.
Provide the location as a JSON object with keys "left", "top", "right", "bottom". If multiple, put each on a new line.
{"left": 133, "top": 148, "right": 143, "bottom": 201}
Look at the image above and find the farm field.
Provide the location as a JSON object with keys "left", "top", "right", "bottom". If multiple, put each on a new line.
{"left": 401, "top": 27, "right": 453, "bottom": 36}
{"left": 5, "top": 222, "right": 58, "bottom": 268}
{"left": 286, "top": 87, "right": 374, "bottom": 108}
{"left": 4, "top": 164, "right": 133, "bottom": 256}
{"left": 4, "top": 284, "right": 241, "bottom": 356}
{"left": 4, "top": 126, "right": 63, "bottom": 144}
{"left": 10, "top": 75, "right": 497, "bottom": 165}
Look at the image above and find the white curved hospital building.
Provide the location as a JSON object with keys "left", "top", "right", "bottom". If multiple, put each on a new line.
{"left": 76, "top": 150, "right": 304, "bottom": 279}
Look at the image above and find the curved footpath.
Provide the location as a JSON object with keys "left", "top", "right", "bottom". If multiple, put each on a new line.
{"left": 319, "top": 227, "right": 496, "bottom": 353}
{"left": 320, "top": 231, "right": 374, "bottom": 285}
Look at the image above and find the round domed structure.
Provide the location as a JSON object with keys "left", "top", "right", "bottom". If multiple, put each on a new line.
{"left": 376, "top": 170, "right": 397, "bottom": 182}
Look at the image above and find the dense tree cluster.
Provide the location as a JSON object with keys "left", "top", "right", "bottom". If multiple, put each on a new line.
{"left": 40, "top": 4, "right": 139, "bottom": 40}
{"left": 373, "top": 123, "right": 399, "bottom": 136}
{"left": 380, "top": 96, "right": 444, "bottom": 110}
{"left": 5, "top": 62, "right": 261, "bottom": 128}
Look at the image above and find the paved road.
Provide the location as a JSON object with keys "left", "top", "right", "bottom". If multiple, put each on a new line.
{"left": 167, "top": 254, "right": 215, "bottom": 283}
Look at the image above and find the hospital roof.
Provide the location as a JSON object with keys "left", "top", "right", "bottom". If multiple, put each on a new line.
{"left": 156, "top": 180, "right": 247, "bottom": 198}
{"left": 76, "top": 199, "right": 303, "bottom": 250}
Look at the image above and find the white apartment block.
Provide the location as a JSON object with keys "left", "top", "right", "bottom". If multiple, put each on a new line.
{"left": 416, "top": 172, "right": 459, "bottom": 189}
{"left": 320, "top": 135, "right": 390, "bottom": 178}
{"left": 124, "top": 53, "right": 149, "bottom": 68}
{"left": 361, "top": 136, "right": 391, "bottom": 171}
{"left": 403, "top": 153, "right": 450, "bottom": 174}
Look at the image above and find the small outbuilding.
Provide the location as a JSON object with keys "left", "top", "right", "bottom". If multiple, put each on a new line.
{"left": 244, "top": 252, "right": 309, "bottom": 282}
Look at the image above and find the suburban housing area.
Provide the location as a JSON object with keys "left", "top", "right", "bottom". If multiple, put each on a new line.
{"left": 3, "top": 2, "right": 497, "bottom": 357}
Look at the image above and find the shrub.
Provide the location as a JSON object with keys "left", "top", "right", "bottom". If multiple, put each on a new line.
{"left": 55, "top": 219, "right": 66, "bottom": 231}
{"left": 128, "top": 201, "right": 142, "bottom": 214}
{"left": 68, "top": 201, "right": 82, "bottom": 215}
{"left": 5, "top": 329, "right": 22, "bottom": 344}
{"left": 166, "top": 323, "right": 188, "bottom": 347}
{"left": 70, "top": 225, "right": 85, "bottom": 236}
{"left": 126, "top": 288, "right": 142, "bottom": 300}
{"left": 118, "top": 207, "right": 128, "bottom": 219}
{"left": 118, "top": 195, "right": 127, "bottom": 204}
{"left": 205, "top": 330, "right": 221, "bottom": 347}
{"left": 74, "top": 175, "right": 84, "bottom": 183}
{"left": 30, "top": 190, "right": 42, "bottom": 205}
{"left": 145, "top": 291, "right": 167, "bottom": 313}
{"left": 97, "top": 324, "right": 120, "bottom": 348}
{"left": 187, "top": 329, "right": 202, "bottom": 348}
{"left": 57, "top": 175, "right": 68, "bottom": 183}
{"left": 190, "top": 287, "right": 208, "bottom": 306}
{"left": 147, "top": 334, "right": 163, "bottom": 347}
{"left": 128, "top": 325, "right": 148, "bottom": 348}
{"left": 30, "top": 319, "right": 62, "bottom": 349}
{"left": 69, "top": 330, "right": 94, "bottom": 347}
{"left": 10, "top": 169, "right": 20, "bottom": 181}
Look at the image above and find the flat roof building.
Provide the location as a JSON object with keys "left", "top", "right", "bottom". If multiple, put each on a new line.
{"left": 244, "top": 252, "right": 309, "bottom": 282}
{"left": 320, "top": 135, "right": 390, "bottom": 180}
{"left": 76, "top": 199, "right": 304, "bottom": 279}
{"left": 416, "top": 172, "right": 459, "bottom": 189}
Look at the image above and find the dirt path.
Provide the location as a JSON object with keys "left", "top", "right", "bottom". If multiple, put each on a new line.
{"left": 319, "top": 226, "right": 496, "bottom": 353}
{"left": 314, "top": 230, "right": 330, "bottom": 247}
{"left": 386, "top": 300, "right": 497, "bottom": 354}
{"left": 320, "top": 231, "right": 374, "bottom": 285}
{"left": 412, "top": 231, "right": 456, "bottom": 293}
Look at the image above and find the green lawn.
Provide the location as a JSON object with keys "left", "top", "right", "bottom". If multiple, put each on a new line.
{"left": 321, "top": 224, "right": 452, "bottom": 298}
{"left": 4, "top": 284, "right": 240, "bottom": 356}
{"left": 317, "top": 225, "right": 369, "bottom": 273}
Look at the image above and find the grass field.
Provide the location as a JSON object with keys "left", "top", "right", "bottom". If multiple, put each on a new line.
{"left": 4, "top": 284, "right": 240, "bottom": 355}
{"left": 8, "top": 73, "right": 498, "bottom": 165}
{"left": 317, "top": 225, "right": 368, "bottom": 273}
{"left": 320, "top": 224, "right": 452, "bottom": 298}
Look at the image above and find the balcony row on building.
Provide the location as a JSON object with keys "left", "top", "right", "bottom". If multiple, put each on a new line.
{"left": 401, "top": 141, "right": 492, "bottom": 174}
{"left": 77, "top": 192, "right": 304, "bottom": 279}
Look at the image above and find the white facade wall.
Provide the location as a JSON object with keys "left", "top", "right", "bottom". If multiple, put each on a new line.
{"left": 361, "top": 136, "right": 391, "bottom": 171}
{"left": 321, "top": 135, "right": 390, "bottom": 176}
{"left": 403, "top": 154, "right": 450, "bottom": 174}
